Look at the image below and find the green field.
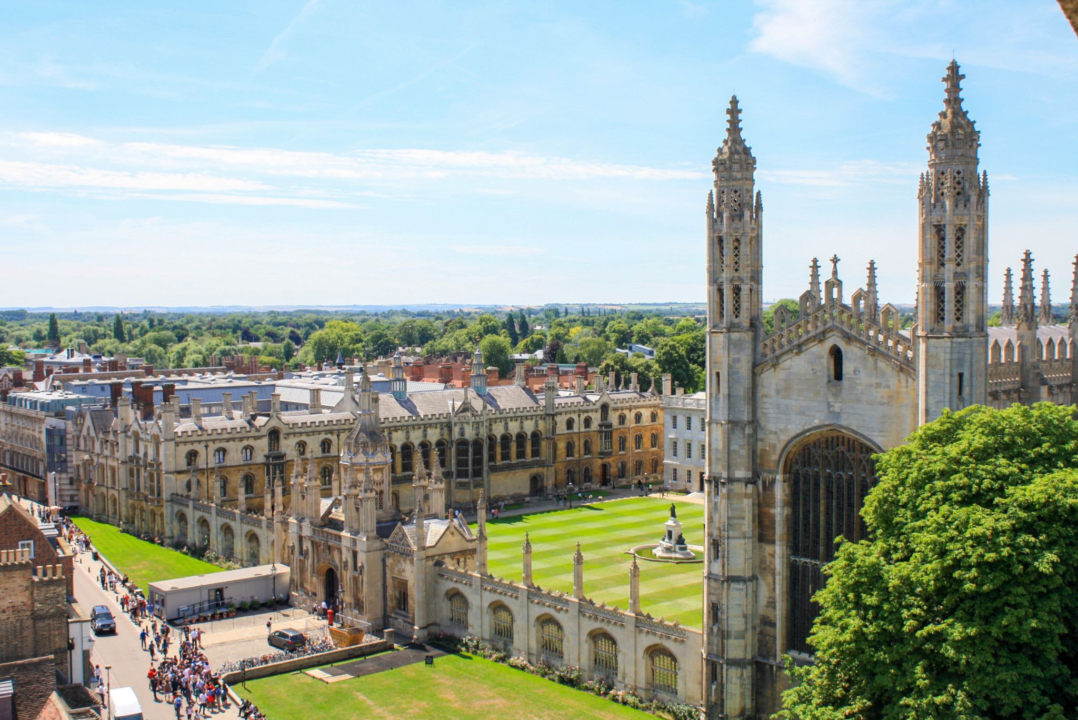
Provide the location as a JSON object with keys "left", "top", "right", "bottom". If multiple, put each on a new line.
{"left": 73, "top": 516, "right": 223, "bottom": 592}
{"left": 480, "top": 497, "right": 704, "bottom": 628}
{"left": 236, "top": 653, "right": 650, "bottom": 719}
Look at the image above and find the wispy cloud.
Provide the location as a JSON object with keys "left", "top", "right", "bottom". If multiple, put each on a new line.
{"left": 18, "top": 132, "right": 102, "bottom": 148}
{"left": 452, "top": 245, "right": 542, "bottom": 257}
{"left": 0, "top": 159, "right": 271, "bottom": 192}
{"left": 257, "top": 0, "right": 321, "bottom": 72}
{"left": 760, "top": 160, "right": 918, "bottom": 187}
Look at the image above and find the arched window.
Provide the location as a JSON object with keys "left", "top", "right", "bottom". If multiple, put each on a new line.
{"left": 321, "top": 466, "right": 332, "bottom": 486}
{"left": 268, "top": 430, "right": 280, "bottom": 453}
{"left": 583, "top": 417, "right": 592, "bottom": 430}
{"left": 583, "top": 439, "right": 592, "bottom": 456}
{"left": 455, "top": 440, "right": 471, "bottom": 479}
{"left": 218, "top": 476, "right": 228, "bottom": 499}
{"left": 618, "top": 436, "right": 626, "bottom": 453}
{"left": 515, "top": 433, "right": 527, "bottom": 460}
{"left": 600, "top": 404, "right": 610, "bottom": 422}
{"left": 435, "top": 440, "right": 448, "bottom": 468}
{"left": 634, "top": 460, "right": 643, "bottom": 477}
{"left": 500, "top": 434, "right": 511, "bottom": 462}
{"left": 539, "top": 618, "right": 564, "bottom": 662}
{"left": 788, "top": 432, "right": 878, "bottom": 655}
{"left": 488, "top": 436, "right": 497, "bottom": 465}
{"left": 592, "top": 633, "right": 618, "bottom": 680}
{"left": 400, "top": 443, "right": 414, "bottom": 473}
{"left": 830, "top": 345, "right": 843, "bottom": 382}
{"left": 650, "top": 457, "right": 658, "bottom": 474}
{"left": 566, "top": 418, "right": 575, "bottom": 432}
{"left": 650, "top": 411, "right": 658, "bottom": 423}
{"left": 492, "top": 604, "right": 514, "bottom": 642}
{"left": 530, "top": 431, "right": 541, "bottom": 458}
{"left": 186, "top": 450, "right": 199, "bottom": 467}
{"left": 419, "top": 441, "right": 431, "bottom": 469}
{"left": 634, "top": 434, "right": 643, "bottom": 451}
{"left": 650, "top": 649, "right": 679, "bottom": 695}
{"left": 617, "top": 462, "right": 626, "bottom": 479}
{"left": 295, "top": 441, "right": 307, "bottom": 457}
{"left": 566, "top": 468, "right": 576, "bottom": 485}
{"left": 449, "top": 593, "right": 469, "bottom": 627}
{"left": 320, "top": 438, "right": 332, "bottom": 455}
{"left": 583, "top": 466, "right": 593, "bottom": 484}
{"left": 241, "top": 446, "right": 254, "bottom": 462}
{"left": 618, "top": 414, "right": 626, "bottom": 426}
{"left": 242, "top": 474, "right": 254, "bottom": 495}
{"left": 650, "top": 432, "right": 658, "bottom": 449}
{"left": 634, "top": 412, "right": 642, "bottom": 424}
{"left": 471, "top": 439, "right": 483, "bottom": 478}
{"left": 565, "top": 441, "right": 575, "bottom": 459}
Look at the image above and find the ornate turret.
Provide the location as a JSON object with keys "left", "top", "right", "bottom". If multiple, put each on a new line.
{"left": 470, "top": 346, "right": 488, "bottom": 396}
{"left": 522, "top": 532, "right": 533, "bottom": 587}
{"left": 916, "top": 61, "right": 989, "bottom": 423}
{"left": 572, "top": 542, "right": 585, "bottom": 600}
{"left": 390, "top": 351, "right": 407, "bottom": 401}
{"left": 1040, "top": 269, "right": 1053, "bottom": 325}
{"left": 865, "top": 260, "right": 879, "bottom": 321}
{"left": 1002, "top": 267, "right": 1015, "bottom": 326}
{"left": 342, "top": 367, "right": 388, "bottom": 459}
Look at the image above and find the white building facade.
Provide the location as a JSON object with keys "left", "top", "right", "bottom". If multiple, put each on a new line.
{"left": 662, "top": 392, "right": 706, "bottom": 493}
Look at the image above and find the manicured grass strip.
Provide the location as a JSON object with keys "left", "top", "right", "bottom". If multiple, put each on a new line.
{"left": 235, "top": 652, "right": 651, "bottom": 719}
{"left": 477, "top": 497, "right": 704, "bottom": 629}
{"left": 72, "top": 516, "right": 223, "bottom": 593}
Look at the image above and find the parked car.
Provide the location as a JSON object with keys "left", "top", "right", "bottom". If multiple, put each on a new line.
{"left": 91, "top": 605, "right": 116, "bottom": 634}
{"left": 268, "top": 628, "right": 305, "bottom": 652}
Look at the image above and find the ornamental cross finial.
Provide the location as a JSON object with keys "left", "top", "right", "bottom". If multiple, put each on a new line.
{"left": 944, "top": 59, "right": 964, "bottom": 103}
{"left": 829, "top": 254, "right": 841, "bottom": 278}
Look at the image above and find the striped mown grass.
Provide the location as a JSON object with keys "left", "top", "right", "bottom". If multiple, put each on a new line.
{"left": 479, "top": 497, "right": 704, "bottom": 628}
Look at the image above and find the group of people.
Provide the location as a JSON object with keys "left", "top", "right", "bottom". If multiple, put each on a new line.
{"left": 147, "top": 630, "right": 230, "bottom": 719}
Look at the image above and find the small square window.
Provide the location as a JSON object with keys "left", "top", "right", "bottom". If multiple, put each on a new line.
{"left": 18, "top": 540, "right": 34, "bottom": 558}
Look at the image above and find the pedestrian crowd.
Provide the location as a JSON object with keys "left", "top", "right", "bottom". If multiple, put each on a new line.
{"left": 147, "top": 624, "right": 231, "bottom": 720}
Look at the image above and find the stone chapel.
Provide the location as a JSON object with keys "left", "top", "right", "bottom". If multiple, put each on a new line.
{"left": 703, "top": 61, "right": 1078, "bottom": 718}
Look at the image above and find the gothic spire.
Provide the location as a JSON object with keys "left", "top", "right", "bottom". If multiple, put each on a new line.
{"left": 726, "top": 95, "right": 743, "bottom": 144}
{"left": 1040, "top": 269, "right": 1053, "bottom": 325}
{"left": 866, "top": 260, "right": 879, "bottom": 319}
{"left": 809, "top": 257, "right": 821, "bottom": 301}
{"left": 1070, "top": 256, "right": 1078, "bottom": 326}
{"left": 927, "top": 60, "right": 979, "bottom": 167}
{"left": 712, "top": 95, "right": 755, "bottom": 184}
{"left": 1018, "top": 251, "right": 1036, "bottom": 328}
{"left": 1002, "top": 267, "right": 1015, "bottom": 326}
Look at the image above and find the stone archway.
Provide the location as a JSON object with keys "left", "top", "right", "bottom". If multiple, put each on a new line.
{"left": 220, "top": 524, "right": 235, "bottom": 559}
{"left": 175, "top": 512, "right": 189, "bottom": 544}
{"left": 529, "top": 474, "right": 544, "bottom": 497}
{"left": 784, "top": 429, "right": 879, "bottom": 655}
{"left": 197, "top": 517, "right": 211, "bottom": 548}
{"left": 245, "top": 532, "right": 261, "bottom": 566}
{"left": 323, "top": 566, "right": 339, "bottom": 611}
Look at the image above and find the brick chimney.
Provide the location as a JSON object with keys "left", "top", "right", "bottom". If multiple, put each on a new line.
{"left": 546, "top": 363, "right": 559, "bottom": 378}
{"left": 33, "top": 360, "right": 45, "bottom": 382}
{"left": 487, "top": 366, "right": 499, "bottom": 385}
{"left": 139, "top": 384, "right": 155, "bottom": 420}
{"left": 142, "top": 365, "right": 154, "bottom": 377}
{"left": 438, "top": 362, "right": 453, "bottom": 384}
{"left": 107, "top": 359, "right": 119, "bottom": 372}
{"left": 108, "top": 381, "right": 123, "bottom": 407}
{"left": 162, "top": 383, "right": 176, "bottom": 405}
{"left": 574, "top": 377, "right": 586, "bottom": 395}
{"left": 82, "top": 358, "right": 92, "bottom": 373}
{"left": 409, "top": 363, "right": 423, "bottom": 382}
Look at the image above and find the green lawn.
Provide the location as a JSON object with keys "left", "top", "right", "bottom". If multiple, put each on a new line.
{"left": 479, "top": 497, "right": 704, "bottom": 628}
{"left": 72, "top": 516, "right": 223, "bottom": 593}
{"left": 236, "top": 653, "right": 650, "bottom": 719}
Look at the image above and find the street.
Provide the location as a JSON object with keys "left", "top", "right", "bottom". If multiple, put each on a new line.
{"left": 72, "top": 549, "right": 242, "bottom": 720}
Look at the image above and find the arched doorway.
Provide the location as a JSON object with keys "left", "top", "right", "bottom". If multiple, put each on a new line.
{"left": 245, "top": 532, "right": 260, "bottom": 566}
{"left": 600, "top": 463, "right": 610, "bottom": 486}
{"left": 323, "top": 566, "right": 339, "bottom": 612}
{"left": 786, "top": 430, "right": 878, "bottom": 655}
{"left": 529, "top": 475, "right": 544, "bottom": 497}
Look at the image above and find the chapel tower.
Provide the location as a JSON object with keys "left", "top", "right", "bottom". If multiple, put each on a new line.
{"left": 916, "top": 61, "right": 989, "bottom": 423}
{"left": 704, "top": 96, "right": 762, "bottom": 719}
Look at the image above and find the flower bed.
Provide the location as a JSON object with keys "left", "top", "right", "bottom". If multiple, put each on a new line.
{"left": 434, "top": 634, "right": 699, "bottom": 720}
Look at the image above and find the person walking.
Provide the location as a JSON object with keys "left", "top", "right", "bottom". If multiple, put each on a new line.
{"left": 140, "top": 628, "right": 148, "bottom": 650}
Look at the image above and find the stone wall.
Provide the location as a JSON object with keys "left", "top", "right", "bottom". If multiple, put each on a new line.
{"left": 431, "top": 567, "right": 702, "bottom": 706}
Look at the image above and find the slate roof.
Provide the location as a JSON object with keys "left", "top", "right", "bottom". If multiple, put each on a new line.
{"left": 378, "top": 385, "right": 541, "bottom": 420}
{"left": 988, "top": 325, "right": 1070, "bottom": 345}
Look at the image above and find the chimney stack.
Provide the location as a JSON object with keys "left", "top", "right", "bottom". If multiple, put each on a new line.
{"left": 191, "top": 397, "right": 203, "bottom": 425}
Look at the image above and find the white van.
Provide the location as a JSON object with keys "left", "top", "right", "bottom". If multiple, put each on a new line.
{"left": 109, "top": 687, "right": 143, "bottom": 720}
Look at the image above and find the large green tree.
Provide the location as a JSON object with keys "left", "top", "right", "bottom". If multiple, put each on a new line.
{"left": 782, "top": 403, "right": 1078, "bottom": 720}
{"left": 655, "top": 339, "right": 693, "bottom": 392}
{"left": 479, "top": 335, "right": 513, "bottom": 378}
{"left": 112, "top": 314, "right": 126, "bottom": 342}
{"left": 47, "top": 313, "right": 60, "bottom": 346}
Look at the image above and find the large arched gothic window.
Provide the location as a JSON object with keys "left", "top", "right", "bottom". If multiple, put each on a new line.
{"left": 787, "top": 432, "right": 878, "bottom": 655}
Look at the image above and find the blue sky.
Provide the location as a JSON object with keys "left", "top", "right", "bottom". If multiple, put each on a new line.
{"left": 1, "top": 0, "right": 1075, "bottom": 308}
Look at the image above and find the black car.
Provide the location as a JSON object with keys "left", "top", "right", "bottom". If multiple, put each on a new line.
{"left": 268, "top": 628, "right": 305, "bottom": 652}
{"left": 90, "top": 605, "right": 116, "bottom": 634}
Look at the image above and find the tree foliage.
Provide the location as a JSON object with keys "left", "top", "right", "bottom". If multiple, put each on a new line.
{"left": 479, "top": 335, "right": 513, "bottom": 378}
{"left": 782, "top": 403, "right": 1078, "bottom": 720}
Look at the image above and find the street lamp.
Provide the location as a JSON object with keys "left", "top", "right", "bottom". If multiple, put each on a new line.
{"left": 105, "top": 664, "right": 112, "bottom": 701}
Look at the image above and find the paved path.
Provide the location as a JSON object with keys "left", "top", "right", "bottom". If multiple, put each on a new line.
{"left": 72, "top": 544, "right": 242, "bottom": 720}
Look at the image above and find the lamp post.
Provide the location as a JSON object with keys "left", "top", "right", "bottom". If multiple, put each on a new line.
{"left": 105, "top": 664, "right": 112, "bottom": 702}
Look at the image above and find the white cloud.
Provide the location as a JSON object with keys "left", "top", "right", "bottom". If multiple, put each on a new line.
{"left": 133, "top": 192, "right": 357, "bottom": 209}
{"left": 760, "top": 160, "right": 918, "bottom": 187}
{"left": 0, "top": 159, "right": 271, "bottom": 193}
{"left": 257, "top": 0, "right": 321, "bottom": 72}
{"left": 18, "top": 132, "right": 102, "bottom": 148}
{"left": 452, "top": 245, "right": 543, "bottom": 257}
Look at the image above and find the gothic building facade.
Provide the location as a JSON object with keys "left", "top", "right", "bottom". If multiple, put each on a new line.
{"left": 703, "top": 62, "right": 1076, "bottom": 718}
